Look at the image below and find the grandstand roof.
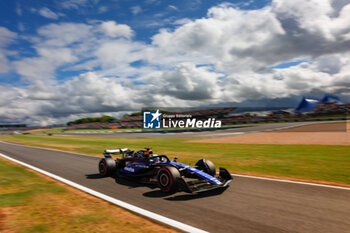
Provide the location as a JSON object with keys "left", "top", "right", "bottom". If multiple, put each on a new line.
{"left": 295, "top": 98, "right": 320, "bottom": 113}
{"left": 321, "top": 94, "right": 343, "bottom": 104}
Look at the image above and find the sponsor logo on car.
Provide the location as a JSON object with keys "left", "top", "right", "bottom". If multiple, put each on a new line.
{"left": 124, "top": 166, "right": 135, "bottom": 172}
{"left": 134, "top": 164, "right": 149, "bottom": 168}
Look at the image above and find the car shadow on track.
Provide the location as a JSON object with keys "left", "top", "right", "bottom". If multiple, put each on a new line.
{"left": 85, "top": 173, "right": 106, "bottom": 179}
{"left": 86, "top": 173, "right": 227, "bottom": 200}
{"left": 143, "top": 187, "right": 227, "bottom": 201}
{"left": 85, "top": 173, "right": 157, "bottom": 190}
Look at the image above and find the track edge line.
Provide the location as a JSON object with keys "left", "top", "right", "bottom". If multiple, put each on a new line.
{"left": 231, "top": 173, "right": 350, "bottom": 190}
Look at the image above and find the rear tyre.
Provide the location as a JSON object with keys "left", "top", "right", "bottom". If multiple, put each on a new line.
{"left": 195, "top": 159, "right": 216, "bottom": 176}
{"left": 99, "top": 158, "right": 116, "bottom": 177}
{"left": 115, "top": 158, "right": 124, "bottom": 168}
{"left": 157, "top": 166, "right": 180, "bottom": 193}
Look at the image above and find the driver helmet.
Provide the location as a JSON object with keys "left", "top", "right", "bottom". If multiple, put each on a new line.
{"left": 144, "top": 148, "right": 153, "bottom": 157}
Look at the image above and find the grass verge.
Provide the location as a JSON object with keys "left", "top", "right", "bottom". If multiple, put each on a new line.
{"left": 1, "top": 134, "right": 350, "bottom": 186}
{"left": 0, "top": 157, "right": 177, "bottom": 233}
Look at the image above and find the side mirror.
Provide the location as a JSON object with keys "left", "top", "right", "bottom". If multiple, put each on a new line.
{"left": 173, "top": 157, "right": 178, "bottom": 162}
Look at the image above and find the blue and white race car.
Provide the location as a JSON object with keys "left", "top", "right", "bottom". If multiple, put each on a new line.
{"left": 98, "top": 147, "right": 233, "bottom": 193}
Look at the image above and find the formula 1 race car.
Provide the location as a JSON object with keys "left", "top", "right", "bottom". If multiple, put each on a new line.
{"left": 98, "top": 147, "right": 233, "bottom": 193}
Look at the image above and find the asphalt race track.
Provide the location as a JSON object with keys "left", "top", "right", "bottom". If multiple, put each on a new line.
{"left": 1, "top": 141, "right": 350, "bottom": 232}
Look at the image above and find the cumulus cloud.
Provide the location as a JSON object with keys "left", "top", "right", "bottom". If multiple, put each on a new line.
{"left": 1, "top": 0, "right": 350, "bottom": 125}
{"left": 0, "top": 27, "right": 17, "bottom": 46}
{"left": 0, "top": 53, "right": 11, "bottom": 73}
{"left": 0, "top": 27, "right": 17, "bottom": 74}
{"left": 152, "top": 0, "right": 350, "bottom": 72}
{"left": 11, "top": 21, "right": 139, "bottom": 84}
{"left": 155, "top": 63, "right": 222, "bottom": 101}
{"left": 13, "top": 48, "right": 77, "bottom": 81}
{"left": 0, "top": 72, "right": 154, "bottom": 125}
{"left": 37, "top": 23, "right": 93, "bottom": 47}
{"left": 99, "top": 21, "right": 134, "bottom": 39}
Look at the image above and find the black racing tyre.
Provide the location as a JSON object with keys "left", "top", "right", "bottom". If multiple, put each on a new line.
{"left": 195, "top": 159, "right": 216, "bottom": 176}
{"left": 157, "top": 166, "right": 181, "bottom": 193}
{"left": 98, "top": 158, "right": 116, "bottom": 177}
{"left": 115, "top": 158, "right": 124, "bottom": 169}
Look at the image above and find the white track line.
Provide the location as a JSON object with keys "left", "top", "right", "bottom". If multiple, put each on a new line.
{"left": 1, "top": 140, "right": 349, "bottom": 190}
{"left": 232, "top": 173, "right": 350, "bottom": 191}
{"left": 0, "top": 152, "right": 208, "bottom": 233}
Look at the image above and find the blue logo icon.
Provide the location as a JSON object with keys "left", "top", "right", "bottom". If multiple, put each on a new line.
{"left": 143, "top": 110, "right": 161, "bottom": 129}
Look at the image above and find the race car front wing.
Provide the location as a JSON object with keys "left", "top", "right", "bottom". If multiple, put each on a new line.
{"left": 178, "top": 168, "right": 233, "bottom": 193}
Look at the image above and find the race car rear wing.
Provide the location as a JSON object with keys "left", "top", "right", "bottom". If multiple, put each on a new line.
{"left": 104, "top": 148, "right": 130, "bottom": 158}
{"left": 104, "top": 148, "right": 130, "bottom": 154}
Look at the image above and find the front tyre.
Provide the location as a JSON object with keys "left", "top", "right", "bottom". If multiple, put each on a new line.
{"left": 195, "top": 159, "right": 216, "bottom": 176}
{"left": 157, "top": 166, "right": 180, "bottom": 193}
{"left": 99, "top": 158, "right": 116, "bottom": 177}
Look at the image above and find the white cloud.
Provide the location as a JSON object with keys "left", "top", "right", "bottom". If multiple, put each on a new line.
{"left": 38, "top": 7, "right": 59, "bottom": 20}
{"left": 0, "top": 52, "right": 11, "bottom": 73}
{"left": 37, "top": 23, "right": 93, "bottom": 47}
{"left": 0, "top": 27, "right": 17, "bottom": 74}
{"left": 155, "top": 63, "right": 222, "bottom": 101}
{"left": 173, "top": 18, "right": 192, "bottom": 25}
{"left": 99, "top": 21, "right": 134, "bottom": 39}
{"left": 18, "top": 22, "right": 25, "bottom": 31}
{"left": 169, "top": 5, "right": 179, "bottom": 11}
{"left": 131, "top": 6, "right": 142, "bottom": 15}
{"left": 0, "top": 27, "right": 17, "bottom": 46}
{"left": 16, "top": 3, "right": 22, "bottom": 16}
{"left": 98, "top": 6, "right": 108, "bottom": 14}
{"left": 95, "top": 40, "right": 144, "bottom": 68}
{"left": 151, "top": 6, "right": 286, "bottom": 72}
{"left": 60, "top": 0, "right": 91, "bottom": 10}
{"left": 13, "top": 48, "right": 77, "bottom": 82}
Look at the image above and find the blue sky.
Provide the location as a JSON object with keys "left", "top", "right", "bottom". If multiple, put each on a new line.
{"left": 0, "top": 0, "right": 271, "bottom": 85}
{"left": 0, "top": 0, "right": 349, "bottom": 125}
{"left": 1, "top": 1, "right": 271, "bottom": 35}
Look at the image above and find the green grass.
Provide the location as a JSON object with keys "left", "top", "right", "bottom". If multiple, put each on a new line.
{"left": 0, "top": 159, "right": 66, "bottom": 207}
{"left": 1, "top": 134, "right": 350, "bottom": 185}
{"left": 24, "top": 128, "right": 66, "bottom": 134}
{"left": 0, "top": 157, "right": 176, "bottom": 233}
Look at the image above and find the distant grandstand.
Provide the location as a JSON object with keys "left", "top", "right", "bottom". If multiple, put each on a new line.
{"left": 0, "top": 124, "right": 27, "bottom": 129}
{"left": 66, "top": 94, "right": 349, "bottom": 130}
{"left": 0, "top": 124, "right": 29, "bottom": 132}
{"left": 66, "top": 107, "right": 288, "bottom": 130}
{"left": 67, "top": 107, "right": 237, "bottom": 130}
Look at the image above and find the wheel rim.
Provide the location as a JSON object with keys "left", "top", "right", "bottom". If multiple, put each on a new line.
{"left": 158, "top": 168, "right": 173, "bottom": 192}
{"left": 159, "top": 173, "right": 169, "bottom": 187}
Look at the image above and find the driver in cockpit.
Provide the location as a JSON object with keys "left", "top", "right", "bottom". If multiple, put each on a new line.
{"left": 134, "top": 147, "right": 153, "bottom": 160}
